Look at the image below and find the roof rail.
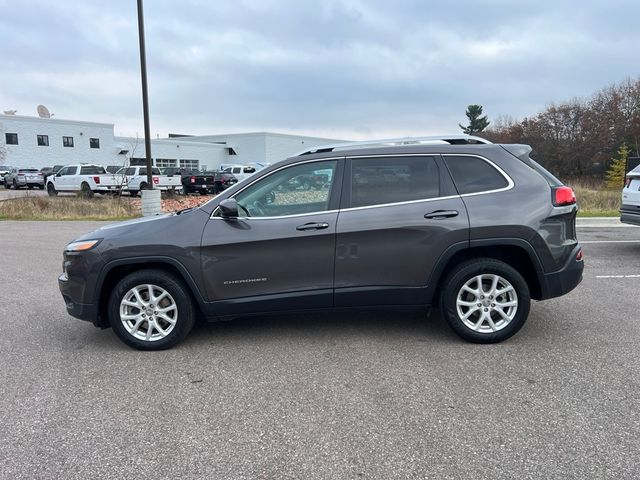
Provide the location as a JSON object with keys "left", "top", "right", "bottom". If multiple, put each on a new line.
{"left": 297, "top": 134, "right": 492, "bottom": 156}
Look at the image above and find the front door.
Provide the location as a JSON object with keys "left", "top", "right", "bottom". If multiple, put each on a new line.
{"left": 200, "top": 158, "right": 343, "bottom": 315}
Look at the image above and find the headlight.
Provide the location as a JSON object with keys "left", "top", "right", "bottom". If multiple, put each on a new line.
{"left": 65, "top": 239, "right": 101, "bottom": 252}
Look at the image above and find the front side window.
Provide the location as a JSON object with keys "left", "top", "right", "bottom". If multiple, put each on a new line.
{"left": 443, "top": 155, "right": 509, "bottom": 195}
{"left": 233, "top": 160, "right": 337, "bottom": 218}
{"left": 350, "top": 156, "right": 440, "bottom": 208}
{"left": 90, "top": 138, "right": 100, "bottom": 148}
{"left": 5, "top": 133, "right": 18, "bottom": 145}
{"left": 63, "top": 136, "right": 74, "bottom": 147}
{"left": 37, "top": 134, "right": 49, "bottom": 146}
{"left": 58, "top": 166, "right": 76, "bottom": 176}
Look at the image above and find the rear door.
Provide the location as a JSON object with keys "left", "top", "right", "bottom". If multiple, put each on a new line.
{"left": 200, "top": 158, "right": 343, "bottom": 315}
{"left": 334, "top": 155, "right": 469, "bottom": 306}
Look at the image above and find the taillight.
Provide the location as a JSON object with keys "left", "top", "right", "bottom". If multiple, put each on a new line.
{"left": 37, "top": 172, "right": 43, "bottom": 176}
{"left": 625, "top": 177, "right": 632, "bottom": 188}
{"left": 552, "top": 186, "right": 576, "bottom": 206}
{"left": 93, "top": 176, "right": 100, "bottom": 184}
{"left": 190, "top": 176, "right": 195, "bottom": 184}
{"left": 17, "top": 174, "right": 25, "bottom": 177}
{"left": 153, "top": 176, "right": 159, "bottom": 185}
{"left": 576, "top": 249, "right": 584, "bottom": 261}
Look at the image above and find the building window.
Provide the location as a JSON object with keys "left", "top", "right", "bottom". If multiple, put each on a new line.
{"left": 37, "top": 134, "right": 49, "bottom": 146}
{"left": 5, "top": 133, "right": 18, "bottom": 145}
{"left": 63, "top": 136, "right": 74, "bottom": 147}
{"left": 155, "top": 158, "right": 177, "bottom": 168}
{"left": 180, "top": 159, "right": 199, "bottom": 170}
{"left": 129, "top": 157, "right": 147, "bottom": 166}
{"left": 90, "top": 137, "right": 100, "bottom": 149}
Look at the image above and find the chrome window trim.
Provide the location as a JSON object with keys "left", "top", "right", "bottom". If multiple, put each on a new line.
{"left": 340, "top": 195, "right": 460, "bottom": 213}
{"left": 209, "top": 210, "right": 339, "bottom": 221}
{"left": 211, "top": 156, "right": 342, "bottom": 219}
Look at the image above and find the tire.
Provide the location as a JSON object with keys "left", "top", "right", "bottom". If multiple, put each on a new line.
{"left": 129, "top": 190, "right": 139, "bottom": 197}
{"left": 38, "top": 184, "right": 44, "bottom": 190}
{"left": 4, "top": 181, "right": 9, "bottom": 189}
{"left": 13, "top": 180, "right": 18, "bottom": 190}
{"left": 139, "top": 182, "right": 148, "bottom": 192}
{"left": 108, "top": 269, "right": 196, "bottom": 350}
{"left": 80, "top": 182, "right": 94, "bottom": 198}
{"left": 439, "top": 258, "right": 531, "bottom": 344}
{"left": 47, "top": 183, "right": 58, "bottom": 196}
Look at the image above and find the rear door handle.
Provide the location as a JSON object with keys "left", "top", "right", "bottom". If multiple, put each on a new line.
{"left": 296, "top": 222, "right": 330, "bottom": 231}
{"left": 424, "top": 210, "right": 459, "bottom": 219}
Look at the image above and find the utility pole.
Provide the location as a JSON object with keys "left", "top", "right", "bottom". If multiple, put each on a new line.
{"left": 137, "top": 0, "right": 153, "bottom": 187}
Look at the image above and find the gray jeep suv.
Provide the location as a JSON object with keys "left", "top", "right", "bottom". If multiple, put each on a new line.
{"left": 59, "top": 135, "right": 583, "bottom": 350}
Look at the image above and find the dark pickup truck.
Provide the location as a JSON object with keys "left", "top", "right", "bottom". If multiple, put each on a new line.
{"left": 161, "top": 168, "right": 237, "bottom": 195}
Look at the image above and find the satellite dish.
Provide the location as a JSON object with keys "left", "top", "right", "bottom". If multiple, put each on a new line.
{"left": 37, "top": 105, "right": 51, "bottom": 118}
{"left": 3, "top": 110, "right": 17, "bottom": 115}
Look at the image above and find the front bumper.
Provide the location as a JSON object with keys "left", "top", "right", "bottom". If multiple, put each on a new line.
{"left": 58, "top": 273, "right": 101, "bottom": 325}
{"left": 539, "top": 244, "right": 584, "bottom": 300}
{"left": 620, "top": 204, "right": 640, "bottom": 226}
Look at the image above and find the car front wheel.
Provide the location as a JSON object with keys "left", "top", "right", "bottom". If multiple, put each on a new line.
{"left": 440, "top": 258, "right": 530, "bottom": 343}
{"left": 108, "top": 269, "right": 195, "bottom": 350}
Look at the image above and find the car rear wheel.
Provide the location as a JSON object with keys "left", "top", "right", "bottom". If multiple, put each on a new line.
{"left": 108, "top": 269, "right": 195, "bottom": 350}
{"left": 47, "top": 183, "right": 58, "bottom": 196}
{"left": 440, "top": 258, "right": 530, "bottom": 343}
{"left": 80, "top": 182, "right": 94, "bottom": 198}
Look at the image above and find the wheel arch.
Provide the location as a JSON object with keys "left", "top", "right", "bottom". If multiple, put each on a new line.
{"left": 95, "top": 257, "right": 210, "bottom": 327}
{"left": 428, "top": 239, "right": 545, "bottom": 302}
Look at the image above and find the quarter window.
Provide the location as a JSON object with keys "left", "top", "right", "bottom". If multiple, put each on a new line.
{"left": 350, "top": 156, "right": 440, "bottom": 208}
{"left": 444, "top": 156, "right": 509, "bottom": 195}
{"left": 233, "top": 160, "right": 337, "bottom": 217}
{"left": 5, "top": 133, "right": 18, "bottom": 145}
{"left": 63, "top": 136, "right": 74, "bottom": 147}
{"left": 37, "top": 134, "right": 49, "bottom": 146}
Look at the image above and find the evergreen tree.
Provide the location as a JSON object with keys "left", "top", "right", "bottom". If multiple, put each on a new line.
{"left": 459, "top": 104, "right": 490, "bottom": 135}
{"left": 606, "top": 143, "right": 630, "bottom": 189}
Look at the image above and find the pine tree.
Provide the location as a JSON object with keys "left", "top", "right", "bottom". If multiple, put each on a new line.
{"left": 605, "top": 143, "right": 630, "bottom": 189}
{"left": 459, "top": 105, "right": 490, "bottom": 135}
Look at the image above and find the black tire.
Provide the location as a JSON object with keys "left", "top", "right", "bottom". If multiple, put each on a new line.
{"left": 47, "top": 183, "right": 58, "bottom": 196}
{"left": 80, "top": 182, "right": 94, "bottom": 198}
{"left": 108, "top": 269, "right": 196, "bottom": 350}
{"left": 38, "top": 184, "right": 45, "bottom": 190}
{"left": 129, "top": 190, "right": 139, "bottom": 197}
{"left": 439, "top": 258, "right": 531, "bottom": 344}
{"left": 13, "top": 180, "right": 18, "bottom": 190}
{"left": 139, "top": 182, "right": 148, "bottom": 192}
{"left": 3, "top": 181, "right": 9, "bottom": 189}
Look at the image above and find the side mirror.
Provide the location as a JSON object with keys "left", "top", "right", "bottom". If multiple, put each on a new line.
{"left": 219, "top": 198, "right": 239, "bottom": 218}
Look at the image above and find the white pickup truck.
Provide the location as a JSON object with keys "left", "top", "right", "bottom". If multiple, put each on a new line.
{"left": 116, "top": 166, "right": 183, "bottom": 196}
{"left": 46, "top": 164, "right": 120, "bottom": 197}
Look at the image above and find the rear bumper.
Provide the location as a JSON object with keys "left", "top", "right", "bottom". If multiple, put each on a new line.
{"left": 620, "top": 204, "right": 640, "bottom": 226}
{"left": 539, "top": 244, "right": 584, "bottom": 300}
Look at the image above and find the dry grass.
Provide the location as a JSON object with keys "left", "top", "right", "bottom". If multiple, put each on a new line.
{"left": 0, "top": 196, "right": 140, "bottom": 220}
{"left": 565, "top": 178, "right": 621, "bottom": 216}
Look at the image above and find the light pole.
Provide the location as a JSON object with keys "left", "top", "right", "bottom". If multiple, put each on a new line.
{"left": 136, "top": 0, "right": 161, "bottom": 215}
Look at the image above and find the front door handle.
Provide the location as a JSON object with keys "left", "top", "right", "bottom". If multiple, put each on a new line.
{"left": 296, "top": 222, "right": 330, "bottom": 231}
{"left": 424, "top": 210, "right": 459, "bottom": 219}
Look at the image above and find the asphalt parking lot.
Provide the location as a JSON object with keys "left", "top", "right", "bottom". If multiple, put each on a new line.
{"left": 0, "top": 220, "right": 638, "bottom": 479}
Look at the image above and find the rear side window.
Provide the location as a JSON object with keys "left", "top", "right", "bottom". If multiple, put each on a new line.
{"left": 444, "top": 156, "right": 508, "bottom": 195}
{"left": 350, "top": 156, "right": 439, "bottom": 208}
{"left": 80, "top": 166, "right": 106, "bottom": 175}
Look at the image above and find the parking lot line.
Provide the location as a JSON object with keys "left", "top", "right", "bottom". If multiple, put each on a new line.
{"left": 580, "top": 240, "right": 640, "bottom": 244}
{"left": 595, "top": 275, "right": 640, "bottom": 278}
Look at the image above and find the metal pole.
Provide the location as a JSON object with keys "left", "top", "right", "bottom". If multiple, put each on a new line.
{"left": 137, "top": 0, "right": 153, "bottom": 187}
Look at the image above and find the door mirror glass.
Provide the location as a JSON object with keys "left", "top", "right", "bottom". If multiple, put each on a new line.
{"left": 219, "top": 198, "right": 239, "bottom": 218}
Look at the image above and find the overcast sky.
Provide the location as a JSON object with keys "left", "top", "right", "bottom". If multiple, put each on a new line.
{"left": 1, "top": 0, "right": 639, "bottom": 140}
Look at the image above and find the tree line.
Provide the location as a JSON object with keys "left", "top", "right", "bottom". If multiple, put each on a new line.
{"left": 472, "top": 77, "right": 640, "bottom": 179}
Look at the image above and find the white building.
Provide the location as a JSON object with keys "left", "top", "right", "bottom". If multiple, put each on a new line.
{"left": 0, "top": 113, "right": 347, "bottom": 171}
